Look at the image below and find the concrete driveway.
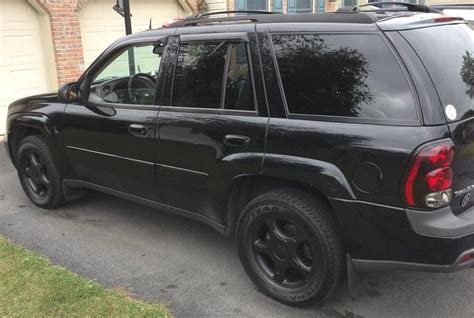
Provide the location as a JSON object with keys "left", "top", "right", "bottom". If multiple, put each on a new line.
{"left": 1, "top": 144, "right": 474, "bottom": 318}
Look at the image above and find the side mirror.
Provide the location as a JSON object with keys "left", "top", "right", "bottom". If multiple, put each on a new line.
{"left": 58, "top": 82, "right": 80, "bottom": 103}
{"left": 153, "top": 43, "right": 165, "bottom": 56}
{"left": 153, "top": 37, "right": 168, "bottom": 56}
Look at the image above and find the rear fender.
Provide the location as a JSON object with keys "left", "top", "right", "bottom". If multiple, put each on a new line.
{"left": 262, "top": 154, "right": 356, "bottom": 200}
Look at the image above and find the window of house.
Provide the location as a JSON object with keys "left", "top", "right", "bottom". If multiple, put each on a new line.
{"left": 288, "top": 0, "right": 313, "bottom": 13}
{"left": 89, "top": 44, "right": 160, "bottom": 105}
{"left": 235, "top": 0, "right": 268, "bottom": 11}
{"left": 273, "top": 0, "right": 283, "bottom": 12}
{"left": 367, "top": 0, "right": 417, "bottom": 3}
{"left": 272, "top": 34, "right": 417, "bottom": 121}
{"left": 171, "top": 41, "right": 255, "bottom": 111}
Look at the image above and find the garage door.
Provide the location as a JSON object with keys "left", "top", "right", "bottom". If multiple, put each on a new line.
{"left": 79, "top": 0, "right": 189, "bottom": 68}
{"left": 0, "top": 0, "right": 49, "bottom": 134}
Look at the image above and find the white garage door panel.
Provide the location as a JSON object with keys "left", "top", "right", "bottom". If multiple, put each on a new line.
{"left": 80, "top": 0, "right": 186, "bottom": 68}
{"left": 207, "top": 0, "right": 227, "bottom": 13}
{"left": 0, "top": 0, "right": 49, "bottom": 134}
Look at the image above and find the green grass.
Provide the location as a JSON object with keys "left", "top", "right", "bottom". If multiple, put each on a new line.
{"left": 0, "top": 236, "right": 171, "bottom": 317}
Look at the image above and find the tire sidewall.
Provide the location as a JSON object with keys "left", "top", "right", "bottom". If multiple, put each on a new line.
{"left": 17, "top": 136, "right": 62, "bottom": 208}
{"left": 237, "top": 192, "right": 342, "bottom": 306}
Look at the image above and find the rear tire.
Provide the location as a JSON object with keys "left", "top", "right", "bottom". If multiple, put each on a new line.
{"left": 17, "top": 135, "right": 65, "bottom": 208}
{"left": 237, "top": 188, "right": 344, "bottom": 306}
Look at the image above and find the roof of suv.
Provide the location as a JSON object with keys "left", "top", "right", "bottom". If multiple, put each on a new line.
{"left": 113, "top": 9, "right": 469, "bottom": 48}
{"left": 163, "top": 6, "right": 467, "bottom": 30}
{"left": 169, "top": 12, "right": 378, "bottom": 26}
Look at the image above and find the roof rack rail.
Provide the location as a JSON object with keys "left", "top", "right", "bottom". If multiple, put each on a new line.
{"left": 189, "top": 10, "right": 280, "bottom": 20}
{"left": 167, "top": 10, "right": 279, "bottom": 28}
{"left": 337, "top": 2, "right": 440, "bottom": 14}
{"left": 165, "top": 11, "right": 377, "bottom": 28}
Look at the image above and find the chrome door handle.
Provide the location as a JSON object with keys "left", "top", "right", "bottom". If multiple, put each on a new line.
{"left": 128, "top": 124, "right": 147, "bottom": 136}
{"left": 224, "top": 134, "right": 251, "bottom": 147}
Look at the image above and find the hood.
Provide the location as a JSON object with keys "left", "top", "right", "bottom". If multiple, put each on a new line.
{"left": 7, "top": 92, "right": 59, "bottom": 116}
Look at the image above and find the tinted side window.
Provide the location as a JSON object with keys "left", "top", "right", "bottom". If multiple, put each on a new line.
{"left": 225, "top": 43, "right": 255, "bottom": 111}
{"left": 401, "top": 25, "right": 473, "bottom": 121}
{"left": 171, "top": 41, "right": 227, "bottom": 108}
{"left": 272, "top": 34, "right": 417, "bottom": 121}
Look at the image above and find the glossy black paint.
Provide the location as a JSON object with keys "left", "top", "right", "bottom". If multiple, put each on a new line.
{"left": 448, "top": 117, "right": 474, "bottom": 216}
{"left": 155, "top": 109, "right": 267, "bottom": 224}
{"left": 61, "top": 104, "right": 161, "bottom": 201}
{"left": 5, "top": 94, "right": 67, "bottom": 167}
{"left": 4, "top": 16, "right": 474, "bottom": 270}
{"left": 331, "top": 198, "right": 474, "bottom": 266}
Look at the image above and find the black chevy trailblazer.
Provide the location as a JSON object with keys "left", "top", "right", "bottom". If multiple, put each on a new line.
{"left": 4, "top": 3, "right": 474, "bottom": 305}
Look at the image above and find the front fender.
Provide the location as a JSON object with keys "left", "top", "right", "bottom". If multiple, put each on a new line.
{"left": 12, "top": 113, "right": 57, "bottom": 136}
{"left": 262, "top": 154, "right": 355, "bottom": 200}
{"left": 6, "top": 113, "right": 65, "bottom": 167}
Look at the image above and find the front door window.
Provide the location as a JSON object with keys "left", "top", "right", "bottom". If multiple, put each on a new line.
{"left": 88, "top": 44, "right": 161, "bottom": 105}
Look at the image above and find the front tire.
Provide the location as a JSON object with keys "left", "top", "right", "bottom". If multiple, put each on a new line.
{"left": 237, "top": 188, "right": 344, "bottom": 306}
{"left": 17, "top": 135, "right": 65, "bottom": 208}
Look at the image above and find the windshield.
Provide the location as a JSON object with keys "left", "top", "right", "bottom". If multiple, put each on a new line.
{"left": 92, "top": 45, "right": 160, "bottom": 85}
{"left": 401, "top": 24, "right": 474, "bottom": 121}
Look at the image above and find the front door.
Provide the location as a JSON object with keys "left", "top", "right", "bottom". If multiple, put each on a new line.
{"left": 156, "top": 31, "right": 268, "bottom": 225}
{"left": 62, "top": 43, "right": 163, "bottom": 201}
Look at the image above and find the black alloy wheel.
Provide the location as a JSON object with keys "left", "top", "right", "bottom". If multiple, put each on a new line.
{"left": 237, "top": 188, "right": 344, "bottom": 306}
{"left": 250, "top": 216, "right": 322, "bottom": 288}
{"left": 20, "top": 151, "right": 51, "bottom": 201}
{"left": 17, "top": 135, "right": 65, "bottom": 208}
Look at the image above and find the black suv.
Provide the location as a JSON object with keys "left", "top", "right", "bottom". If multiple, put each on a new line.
{"left": 4, "top": 5, "right": 474, "bottom": 305}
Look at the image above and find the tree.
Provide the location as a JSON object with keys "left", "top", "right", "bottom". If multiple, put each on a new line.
{"left": 461, "top": 51, "right": 474, "bottom": 99}
{"left": 272, "top": 34, "right": 373, "bottom": 117}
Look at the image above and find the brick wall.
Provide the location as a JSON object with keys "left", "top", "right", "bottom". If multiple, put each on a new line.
{"left": 34, "top": 0, "right": 85, "bottom": 85}
{"left": 33, "top": 0, "right": 201, "bottom": 86}
{"left": 186, "top": 0, "right": 207, "bottom": 13}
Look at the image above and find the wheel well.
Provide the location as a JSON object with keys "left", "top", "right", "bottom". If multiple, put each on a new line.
{"left": 9, "top": 126, "right": 43, "bottom": 165}
{"left": 224, "top": 175, "right": 334, "bottom": 238}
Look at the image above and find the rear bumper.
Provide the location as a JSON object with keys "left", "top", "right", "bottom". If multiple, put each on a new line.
{"left": 330, "top": 198, "right": 474, "bottom": 273}
{"left": 406, "top": 205, "right": 474, "bottom": 239}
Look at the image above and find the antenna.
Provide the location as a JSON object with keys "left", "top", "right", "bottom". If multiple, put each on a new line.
{"left": 149, "top": 18, "right": 152, "bottom": 29}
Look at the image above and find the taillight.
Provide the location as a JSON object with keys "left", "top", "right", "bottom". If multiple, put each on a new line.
{"left": 403, "top": 140, "right": 454, "bottom": 209}
{"left": 425, "top": 167, "right": 453, "bottom": 191}
{"left": 434, "top": 16, "right": 463, "bottom": 23}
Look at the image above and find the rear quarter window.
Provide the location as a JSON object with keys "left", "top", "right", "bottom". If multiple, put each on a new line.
{"left": 401, "top": 24, "right": 474, "bottom": 122}
{"left": 272, "top": 33, "right": 417, "bottom": 122}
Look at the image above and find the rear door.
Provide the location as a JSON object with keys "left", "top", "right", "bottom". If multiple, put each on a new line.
{"left": 155, "top": 28, "right": 268, "bottom": 225}
{"left": 400, "top": 23, "right": 474, "bottom": 215}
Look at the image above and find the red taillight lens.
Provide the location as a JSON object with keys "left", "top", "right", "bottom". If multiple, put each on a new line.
{"left": 403, "top": 141, "right": 455, "bottom": 208}
{"left": 426, "top": 145, "right": 454, "bottom": 167}
{"left": 460, "top": 254, "right": 473, "bottom": 264}
{"left": 425, "top": 167, "right": 453, "bottom": 191}
{"left": 405, "top": 156, "right": 423, "bottom": 206}
{"left": 434, "top": 16, "right": 463, "bottom": 23}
